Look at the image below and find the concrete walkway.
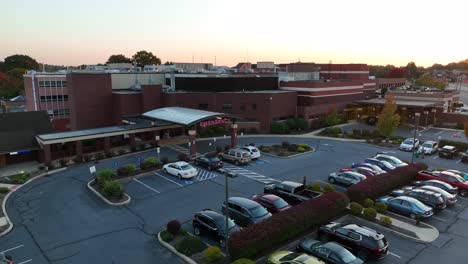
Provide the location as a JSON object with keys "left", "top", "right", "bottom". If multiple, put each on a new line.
{"left": 378, "top": 212, "right": 439, "bottom": 243}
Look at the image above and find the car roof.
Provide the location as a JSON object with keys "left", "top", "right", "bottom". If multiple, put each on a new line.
{"left": 442, "top": 145, "right": 456, "bottom": 150}
{"left": 231, "top": 148, "right": 250, "bottom": 153}
{"left": 395, "top": 196, "right": 421, "bottom": 203}
{"left": 411, "top": 188, "right": 441, "bottom": 196}
{"left": 342, "top": 224, "right": 383, "bottom": 239}
{"left": 420, "top": 185, "right": 448, "bottom": 194}
{"left": 173, "top": 161, "right": 189, "bottom": 166}
{"left": 228, "top": 197, "right": 261, "bottom": 209}
{"left": 343, "top": 171, "right": 365, "bottom": 178}
{"left": 281, "top": 181, "right": 303, "bottom": 188}
{"left": 426, "top": 180, "right": 452, "bottom": 187}
{"left": 423, "top": 141, "right": 436, "bottom": 144}
{"left": 241, "top": 145, "right": 258, "bottom": 150}
{"left": 257, "top": 194, "right": 281, "bottom": 201}
{"left": 198, "top": 209, "right": 224, "bottom": 221}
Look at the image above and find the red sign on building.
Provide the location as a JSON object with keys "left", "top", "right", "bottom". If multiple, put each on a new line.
{"left": 200, "top": 118, "right": 230, "bottom": 128}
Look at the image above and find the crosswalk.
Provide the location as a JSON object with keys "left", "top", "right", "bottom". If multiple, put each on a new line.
{"left": 222, "top": 164, "right": 280, "bottom": 184}
{"left": 195, "top": 169, "right": 220, "bottom": 182}
{"left": 167, "top": 145, "right": 202, "bottom": 158}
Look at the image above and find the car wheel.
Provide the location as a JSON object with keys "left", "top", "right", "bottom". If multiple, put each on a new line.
{"left": 329, "top": 177, "right": 335, "bottom": 184}
{"left": 357, "top": 249, "right": 369, "bottom": 261}
{"left": 163, "top": 168, "right": 168, "bottom": 174}
{"left": 410, "top": 213, "right": 417, "bottom": 220}
{"left": 178, "top": 174, "right": 182, "bottom": 180}
{"left": 460, "top": 190, "right": 468, "bottom": 197}
{"left": 319, "top": 233, "right": 329, "bottom": 242}
{"left": 194, "top": 227, "right": 201, "bottom": 236}
{"left": 234, "top": 160, "right": 239, "bottom": 165}
{"left": 219, "top": 238, "right": 226, "bottom": 248}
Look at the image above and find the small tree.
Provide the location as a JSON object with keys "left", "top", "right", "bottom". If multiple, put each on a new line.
{"left": 464, "top": 121, "right": 468, "bottom": 138}
{"left": 377, "top": 95, "right": 400, "bottom": 140}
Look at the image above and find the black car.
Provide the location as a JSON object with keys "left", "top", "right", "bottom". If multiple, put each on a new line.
{"left": 297, "top": 239, "right": 363, "bottom": 264}
{"left": 222, "top": 197, "right": 272, "bottom": 226}
{"left": 412, "top": 180, "right": 458, "bottom": 195}
{"left": 462, "top": 150, "right": 468, "bottom": 164}
{"left": 391, "top": 188, "right": 446, "bottom": 210}
{"left": 192, "top": 209, "right": 241, "bottom": 248}
{"left": 363, "top": 158, "right": 395, "bottom": 172}
{"left": 317, "top": 223, "right": 388, "bottom": 261}
{"left": 194, "top": 155, "right": 223, "bottom": 170}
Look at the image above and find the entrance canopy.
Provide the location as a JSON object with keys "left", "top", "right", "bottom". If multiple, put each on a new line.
{"left": 143, "top": 107, "right": 234, "bottom": 126}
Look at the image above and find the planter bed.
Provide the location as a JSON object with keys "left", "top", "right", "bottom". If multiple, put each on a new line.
{"left": 89, "top": 180, "right": 130, "bottom": 205}
{"left": 258, "top": 142, "right": 314, "bottom": 158}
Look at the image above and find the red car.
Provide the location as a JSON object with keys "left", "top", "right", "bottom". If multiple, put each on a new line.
{"left": 340, "top": 167, "right": 379, "bottom": 177}
{"left": 251, "top": 194, "right": 291, "bottom": 214}
{"left": 417, "top": 170, "right": 468, "bottom": 197}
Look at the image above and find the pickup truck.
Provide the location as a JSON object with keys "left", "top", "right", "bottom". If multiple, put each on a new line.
{"left": 264, "top": 181, "right": 321, "bottom": 205}
{"left": 417, "top": 170, "right": 468, "bottom": 197}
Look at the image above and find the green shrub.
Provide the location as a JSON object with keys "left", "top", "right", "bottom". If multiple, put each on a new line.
{"left": 350, "top": 202, "right": 363, "bottom": 215}
{"left": 160, "top": 230, "right": 174, "bottom": 242}
{"left": 204, "top": 246, "right": 222, "bottom": 262}
{"left": 321, "top": 127, "right": 342, "bottom": 137}
{"left": 298, "top": 143, "right": 311, "bottom": 150}
{"left": 271, "top": 121, "right": 289, "bottom": 134}
{"left": 363, "top": 207, "right": 377, "bottom": 221}
{"left": 167, "top": 220, "right": 181, "bottom": 235}
{"left": 374, "top": 202, "right": 388, "bottom": 213}
{"left": 308, "top": 183, "right": 322, "bottom": 192}
{"left": 216, "top": 146, "right": 223, "bottom": 153}
{"left": 323, "top": 184, "right": 335, "bottom": 192}
{"left": 10, "top": 172, "right": 30, "bottom": 184}
{"left": 380, "top": 216, "right": 392, "bottom": 227}
{"left": 231, "top": 258, "right": 255, "bottom": 264}
{"left": 141, "top": 157, "right": 160, "bottom": 170}
{"left": 363, "top": 198, "right": 374, "bottom": 208}
{"left": 288, "top": 144, "right": 298, "bottom": 152}
{"left": 0, "top": 187, "right": 10, "bottom": 194}
{"left": 297, "top": 146, "right": 305, "bottom": 152}
{"left": 117, "top": 164, "right": 136, "bottom": 176}
{"left": 175, "top": 236, "right": 207, "bottom": 256}
{"left": 261, "top": 146, "right": 271, "bottom": 152}
{"left": 102, "top": 181, "right": 124, "bottom": 199}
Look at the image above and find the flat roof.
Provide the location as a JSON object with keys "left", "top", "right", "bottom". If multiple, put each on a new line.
{"left": 143, "top": 107, "right": 233, "bottom": 126}
{"left": 172, "top": 90, "right": 290, "bottom": 94}
{"left": 354, "top": 98, "right": 439, "bottom": 107}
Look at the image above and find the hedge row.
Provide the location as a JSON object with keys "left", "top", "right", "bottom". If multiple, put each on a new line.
{"left": 347, "top": 163, "right": 428, "bottom": 203}
{"left": 227, "top": 191, "right": 349, "bottom": 260}
{"left": 439, "top": 139, "right": 468, "bottom": 152}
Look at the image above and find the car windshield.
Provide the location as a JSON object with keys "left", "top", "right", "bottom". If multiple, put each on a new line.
{"left": 251, "top": 148, "right": 259, "bottom": 152}
{"left": 280, "top": 253, "right": 301, "bottom": 261}
{"left": 208, "top": 157, "right": 221, "bottom": 162}
{"left": 452, "top": 176, "right": 465, "bottom": 183}
{"left": 423, "top": 143, "right": 433, "bottom": 148}
{"left": 272, "top": 198, "right": 289, "bottom": 209}
{"left": 403, "top": 139, "right": 413, "bottom": 145}
{"left": 216, "top": 218, "right": 236, "bottom": 231}
{"left": 412, "top": 199, "right": 429, "bottom": 210}
{"left": 249, "top": 205, "right": 269, "bottom": 218}
{"left": 181, "top": 164, "right": 193, "bottom": 170}
{"left": 242, "top": 153, "right": 249, "bottom": 158}
{"left": 335, "top": 248, "right": 357, "bottom": 263}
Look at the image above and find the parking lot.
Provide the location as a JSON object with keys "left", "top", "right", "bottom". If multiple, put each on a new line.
{"left": 0, "top": 136, "right": 466, "bottom": 263}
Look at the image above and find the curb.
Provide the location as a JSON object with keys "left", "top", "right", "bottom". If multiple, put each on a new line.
{"left": 157, "top": 231, "right": 198, "bottom": 264}
{"left": 87, "top": 179, "right": 131, "bottom": 206}
{"left": 261, "top": 149, "right": 315, "bottom": 159}
{"left": 0, "top": 167, "right": 67, "bottom": 238}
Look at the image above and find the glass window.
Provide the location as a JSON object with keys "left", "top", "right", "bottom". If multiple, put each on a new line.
{"left": 181, "top": 164, "right": 193, "bottom": 170}
{"left": 223, "top": 103, "right": 232, "bottom": 109}
{"left": 198, "top": 103, "right": 208, "bottom": 110}
{"left": 249, "top": 206, "right": 269, "bottom": 218}
{"left": 272, "top": 198, "right": 289, "bottom": 209}
{"left": 50, "top": 80, "right": 56, "bottom": 87}
{"left": 44, "top": 80, "right": 51, "bottom": 87}
{"left": 62, "top": 81, "right": 67, "bottom": 87}
{"left": 39, "top": 81, "right": 45, "bottom": 87}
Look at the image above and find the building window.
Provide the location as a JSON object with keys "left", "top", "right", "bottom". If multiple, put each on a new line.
{"left": 176, "top": 103, "right": 183, "bottom": 107}
{"left": 48, "top": 108, "right": 70, "bottom": 117}
{"left": 39, "top": 80, "right": 66, "bottom": 88}
{"left": 40, "top": 95, "right": 68, "bottom": 102}
{"left": 252, "top": 104, "right": 257, "bottom": 111}
{"left": 223, "top": 103, "right": 232, "bottom": 110}
{"left": 39, "top": 81, "right": 45, "bottom": 87}
{"left": 198, "top": 103, "right": 208, "bottom": 110}
{"left": 240, "top": 104, "right": 246, "bottom": 111}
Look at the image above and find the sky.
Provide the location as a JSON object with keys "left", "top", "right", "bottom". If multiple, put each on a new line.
{"left": 1, "top": 0, "right": 467, "bottom": 67}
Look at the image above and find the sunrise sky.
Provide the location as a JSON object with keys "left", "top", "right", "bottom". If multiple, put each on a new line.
{"left": 2, "top": 0, "right": 466, "bottom": 67}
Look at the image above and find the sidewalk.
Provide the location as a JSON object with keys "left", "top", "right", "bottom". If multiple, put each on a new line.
{"left": 377, "top": 212, "right": 439, "bottom": 242}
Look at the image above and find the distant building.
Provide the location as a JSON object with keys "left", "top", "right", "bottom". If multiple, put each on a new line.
{"left": 0, "top": 96, "right": 26, "bottom": 113}
{"left": 233, "top": 62, "right": 252, "bottom": 73}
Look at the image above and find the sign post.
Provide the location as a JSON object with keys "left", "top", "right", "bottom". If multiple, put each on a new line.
{"left": 156, "top": 147, "right": 160, "bottom": 160}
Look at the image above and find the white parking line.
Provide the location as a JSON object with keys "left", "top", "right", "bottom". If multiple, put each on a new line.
{"left": 431, "top": 216, "right": 447, "bottom": 222}
{"left": 434, "top": 131, "right": 445, "bottom": 135}
{"left": 133, "top": 178, "right": 160, "bottom": 193}
{"left": 0, "top": 244, "right": 24, "bottom": 253}
{"left": 17, "top": 260, "right": 32, "bottom": 264}
{"left": 317, "top": 180, "right": 347, "bottom": 191}
{"left": 155, "top": 173, "right": 183, "bottom": 187}
{"left": 388, "top": 251, "right": 401, "bottom": 258}
{"left": 444, "top": 209, "right": 458, "bottom": 214}
{"left": 433, "top": 156, "right": 438, "bottom": 160}
{"left": 456, "top": 159, "right": 462, "bottom": 163}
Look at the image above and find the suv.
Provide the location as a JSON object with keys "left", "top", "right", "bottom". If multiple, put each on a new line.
{"left": 438, "top": 145, "right": 458, "bottom": 159}
{"left": 364, "top": 158, "right": 395, "bottom": 172}
{"left": 391, "top": 188, "right": 446, "bottom": 210}
{"left": 240, "top": 145, "right": 261, "bottom": 159}
{"left": 192, "top": 209, "right": 241, "bottom": 248}
{"left": 218, "top": 148, "right": 252, "bottom": 165}
{"left": 222, "top": 197, "right": 272, "bottom": 226}
{"left": 412, "top": 180, "right": 458, "bottom": 195}
{"left": 373, "top": 154, "right": 407, "bottom": 167}
{"left": 318, "top": 223, "right": 388, "bottom": 261}
{"left": 417, "top": 170, "right": 468, "bottom": 196}
{"left": 419, "top": 141, "right": 438, "bottom": 155}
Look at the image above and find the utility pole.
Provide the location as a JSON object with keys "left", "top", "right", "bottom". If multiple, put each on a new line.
{"left": 411, "top": 113, "right": 421, "bottom": 163}
{"left": 224, "top": 170, "right": 229, "bottom": 253}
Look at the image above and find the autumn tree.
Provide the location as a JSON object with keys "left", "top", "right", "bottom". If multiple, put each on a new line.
{"left": 377, "top": 95, "right": 400, "bottom": 140}
{"left": 405, "top": 62, "right": 419, "bottom": 80}
{"left": 106, "top": 54, "right": 132, "bottom": 64}
{"left": 415, "top": 74, "right": 447, "bottom": 90}
{"left": 3, "top": 54, "right": 39, "bottom": 71}
{"left": 131, "top": 50, "right": 161, "bottom": 67}
{"left": 388, "top": 67, "right": 405, "bottom": 78}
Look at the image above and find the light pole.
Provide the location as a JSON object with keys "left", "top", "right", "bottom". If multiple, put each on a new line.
{"left": 411, "top": 112, "right": 421, "bottom": 163}
{"left": 424, "top": 111, "right": 429, "bottom": 128}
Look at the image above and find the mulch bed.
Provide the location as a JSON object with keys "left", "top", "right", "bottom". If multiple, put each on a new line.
{"left": 260, "top": 144, "right": 313, "bottom": 157}
{"left": 89, "top": 181, "right": 129, "bottom": 204}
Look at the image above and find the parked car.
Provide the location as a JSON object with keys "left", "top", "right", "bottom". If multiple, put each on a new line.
{"left": 297, "top": 239, "right": 363, "bottom": 264}
{"left": 162, "top": 161, "right": 197, "bottom": 179}
{"left": 317, "top": 223, "right": 389, "bottom": 261}
{"left": 221, "top": 197, "right": 271, "bottom": 226}
{"left": 364, "top": 158, "right": 396, "bottom": 172}
{"left": 462, "top": 150, "right": 468, "bottom": 164}
{"left": 376, "top": 196, "right": 433, "bottom": 220}
{"left": 416, "top": 170, "right": 468, "bottom": 196}
{"left": 412, "top": 180, "right": 458, "bottom": 195}
{"left": 350, "top": 163, "right": 385, "bottom": 174}
{"left": 373, "top": 154, "right": 408, "bottom": 167}
{"left": 445, "top": 170, "right": 468, "bottom": 181}
{"left": 251, "top": 193, "right": 291, "bottom": 214}
{"left": 218, "top": 148, "right": 252, "bottom": 165}
{"left": 328, "top": 171, "right": 366, "bottom": 186}
{"left": 240, "top": 145, "right": 261, "bottom": 159}
{"left": 415, "top": 185, "right": 457, "bottom": 206}
{"left": 267, "top": 251, "right": 325, "bottom": 264}
{"left": 192, "top": 209, "right": 241, "bottom": 248}
{"left": 419, "top": 141, "right": 438, "bottom": 155}
{"left": 340, "top": 167, "right": 379, "bottom": 177}
{"left": 399, "top": 138, "right": 420, "bottom": 151}
{"left": 264, "top": 181, "right": 321, "bottom": 205}
{"left": 391, "top": 188, "right": 446, "bottom": 210}
{"left": 438, "top": 145, "right": 458, "bottom": 159}
{"left": 194, "top": 155, "right": 223, "bottom": 171}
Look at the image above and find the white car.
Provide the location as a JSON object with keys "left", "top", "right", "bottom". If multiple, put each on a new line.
{"left": 240, "top": 145, "right": 261, "bottom": 159}
{"left": 374, "top": 154, "right": 408, "bottom": 167}
{"left": 399, "top": 138, "right": 420, "bottom": 151}
{"left": 419, "top": 141, "right": 438, "bottom": 155}
{"left": 162, "top": 161, "right": 198, "bottom": 179}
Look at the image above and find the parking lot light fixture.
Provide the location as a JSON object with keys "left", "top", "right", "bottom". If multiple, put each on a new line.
{"left": 411, "top": 113, "right": 421, "bottom": 163}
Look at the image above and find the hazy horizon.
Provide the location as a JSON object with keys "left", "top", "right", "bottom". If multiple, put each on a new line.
{"left": 2, "top": 0, "right": 467, "bottom": 67}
